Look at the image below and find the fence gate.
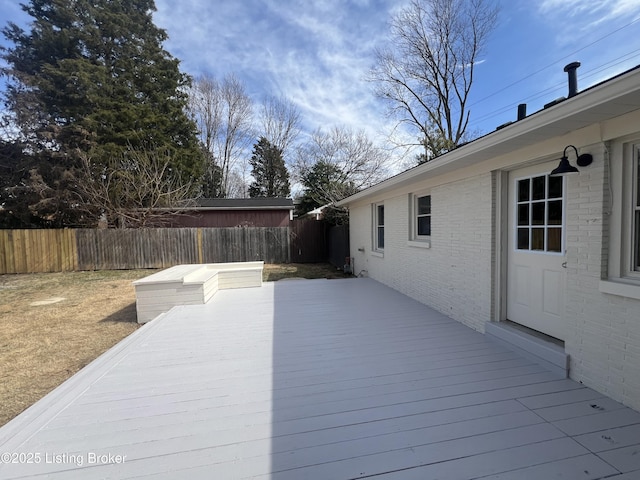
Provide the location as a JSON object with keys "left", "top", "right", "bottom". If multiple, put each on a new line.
{"left": 290, "top": 220, "right": 327, "bottom": 263}
{"left": 327, "top": 225, "right": 350, "bottom": 268}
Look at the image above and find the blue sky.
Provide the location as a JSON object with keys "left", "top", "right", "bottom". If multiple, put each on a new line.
{"left": 2, "top": 0, "right": 640, "bottom": 165}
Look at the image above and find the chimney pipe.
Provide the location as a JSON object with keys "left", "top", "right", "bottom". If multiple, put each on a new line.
{"left": 564, "top": 61, "right": 580, "bottom": 98}
{"left": 517, "top": 104, "right": 527, "bottom": 121}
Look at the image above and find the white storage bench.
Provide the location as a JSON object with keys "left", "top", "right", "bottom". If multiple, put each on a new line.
{"left": 133, "top": 261, "right": 264, "bottom": 323}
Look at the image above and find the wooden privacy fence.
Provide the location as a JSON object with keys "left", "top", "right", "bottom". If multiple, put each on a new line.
{"left": 0, "top": 227, "right": 291, "bottom": 274}
{"left": 0, "top": 229, "right": 78, "bottom": 274}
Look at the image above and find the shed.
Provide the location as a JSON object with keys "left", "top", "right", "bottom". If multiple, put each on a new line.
{"left": 166, "top": 198, "right": 294, "bottom": 227}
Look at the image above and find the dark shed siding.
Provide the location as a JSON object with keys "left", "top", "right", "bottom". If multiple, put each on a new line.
{"left": 166, "top": 210, "right": 291, "bottom": 228}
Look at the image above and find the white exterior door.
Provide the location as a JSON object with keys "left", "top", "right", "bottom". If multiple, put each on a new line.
{"left": 507, "top": 161, "right": 567, "bottom": 340}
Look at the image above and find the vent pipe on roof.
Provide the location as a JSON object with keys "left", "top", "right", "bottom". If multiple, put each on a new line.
{"left": 517, "top": 104, "right": 527, "bottom": 120}
{"left": 564, "top": 61, "right": 581, "bottom": 98}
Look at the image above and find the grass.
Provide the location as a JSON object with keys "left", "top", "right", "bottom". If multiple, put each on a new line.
{"left": 0, "top": 263, "right": 350, "bottom": 427}
{"left": 262, "top": 262, "right": 351, "bottom": 282}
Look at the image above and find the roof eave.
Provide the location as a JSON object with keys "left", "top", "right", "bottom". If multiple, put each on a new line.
{"left": 337, "top": 65, "right": 640, "bottom": 207}
{"left": 164, "top": 205, "right": 294, "bottom": 212}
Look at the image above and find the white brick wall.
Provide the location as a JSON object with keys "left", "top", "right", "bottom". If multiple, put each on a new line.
{"left": 564, "top": 143, "right": 640, "bottom": 410}
{"left": 349, "top": 150, "right": 640, "bottom": 412}
{"left": 349, "top": 172, "right": 494, "bottom": 333}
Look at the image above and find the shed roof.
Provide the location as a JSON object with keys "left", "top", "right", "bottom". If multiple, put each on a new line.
{"left": 190, "top": 198, "right": 294, "bottom": 211}
{"left": 338, "top": 64, "right": 640, "bottom": 206}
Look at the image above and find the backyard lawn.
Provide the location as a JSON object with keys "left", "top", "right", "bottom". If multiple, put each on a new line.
{"left": 0, "top": 263, "right": 348, "bottom": 427}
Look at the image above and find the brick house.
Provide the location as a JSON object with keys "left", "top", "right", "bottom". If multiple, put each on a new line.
{"left": 337, "top": 65, "right": 640, "bottom": 412}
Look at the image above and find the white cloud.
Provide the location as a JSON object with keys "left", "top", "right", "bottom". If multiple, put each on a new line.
{"left": 538, "top": 0, "right": 640, "bottom": 29}
{"left": 154, "top": 0, "right": 400, "bottom": 150}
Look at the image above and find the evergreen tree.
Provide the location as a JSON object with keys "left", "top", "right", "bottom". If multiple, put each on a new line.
{"left": 297, "top": 160, "right": 356, "bottom": 225}
{"left": 1, "top": 0, "right": 204, "bottom": 226}
{"left": 248, "top": 137, "right": 290, "bottom": 198}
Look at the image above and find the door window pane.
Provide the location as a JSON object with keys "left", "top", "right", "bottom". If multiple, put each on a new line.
{"left": 549, "top": 176, "right": 563, "bottom": 199}
{"left": 548, "top": 200, "right": 563, "bottom": 225}
{"left": 532, "top": 202, "right": 545, "bottom": 225}
{"left": 518, "top": 179, "right": 530, "bottom": 202}
{"left": 518, "top": 204, "right": 529, "bottom": 226}
{"left": 532, "top": 228, "right": 545, "bottom": 250}
{"left": 518, "top": 228, "right": 529, "bottom": 249}
{"left": 547, "top": 228, "right": 562, "bottom": 252}
{"left": 532, "top": 176, "right": 546, "bottom": 200}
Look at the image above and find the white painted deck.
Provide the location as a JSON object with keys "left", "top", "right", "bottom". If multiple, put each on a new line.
{"left": 1, "top": 278, "right": 639, "bottom": 479}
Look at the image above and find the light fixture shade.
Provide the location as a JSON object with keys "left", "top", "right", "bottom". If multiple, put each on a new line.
{"left": 576, "top": 153, "right": 593, "bottom": 167}
{"left": 550, "top": 156, "right": 580, "bottom": 176}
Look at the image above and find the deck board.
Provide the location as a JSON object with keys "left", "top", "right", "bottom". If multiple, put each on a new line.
{"left": 1, "top": 277, "right": 638, "bottom": 479}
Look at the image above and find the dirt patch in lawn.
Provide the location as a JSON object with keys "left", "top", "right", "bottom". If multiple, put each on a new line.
{"left": 0, "top": 263, "right": 351, "bottom": 427}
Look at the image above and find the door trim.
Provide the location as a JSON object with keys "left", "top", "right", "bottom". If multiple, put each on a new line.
{"left": 494, "top": 155, "right": 564, "bottom": 326}
{"left": 494, "top": 170, "right": 508, "bottom": 323}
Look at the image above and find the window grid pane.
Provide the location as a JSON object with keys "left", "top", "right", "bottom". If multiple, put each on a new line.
{"left": 532, "top": 176, "right": 546, "bottom": 200}
{"left": 637, "top": 152, "right": 640, "bottom": 207}
{"left": 518, "top": 179, "right": 530, "bottom": 202}
{"left": 634, "top": 212, "right": 639, "bottom": 270}
{"left": 417, "top": 216, "right": 431, "bottom": 236}
{"left": 548, "top": 176, "right": 563, "bottom": 199}
{"left": 417, "top": 195, "right": 431, "bottom": 215}
{"left": 532, "top": 228, "right": 545, "bottom": 250}
{"left": 516, "top": 175, "right": 563, "bottom": 253}
{"left": 547, "top": 228, "right": 562, "bottom": 252}
{"left": 517, "top": 228, "right": 529, "bottom": 250}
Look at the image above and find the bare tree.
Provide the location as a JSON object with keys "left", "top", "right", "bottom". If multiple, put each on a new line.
{"left": 188, "top": 73, "right": 254, "bottom": 197}
{"left": 295, "top": 126, "right": 388, "bottom": 224}
{"left": 78, "top": 148, "right": 197, "bottom": 228}
{"left": 259, "top": 95, "right": 301, "bottom": 158}
{"left": 226, "top": 169, "right": 249, "bottom": 198}
{"left": 188, "top": 75, "right": 222, "bottom": 157}
{"left": 370, "top": 0, "right": 498, "bottom": 161}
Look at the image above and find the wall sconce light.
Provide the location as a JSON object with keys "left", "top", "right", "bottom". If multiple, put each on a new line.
{"left": 550, "top": 145, "right": 593, "bottom": 176}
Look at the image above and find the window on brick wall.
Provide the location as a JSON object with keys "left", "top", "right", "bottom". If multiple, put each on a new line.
{"left": 410, "top": 193, "right": 431, "bottom": 240}
{"left": 604, "top": 140, "right": 640, "bottom": 290}
{"left": 373, "top": 203, "right": 384, "bottom": 251}
{"left": 634, "top": 147, "right": 640, "bottom": 271}
{"left": 416, "top": 194, "right": 432, "bottom": 237}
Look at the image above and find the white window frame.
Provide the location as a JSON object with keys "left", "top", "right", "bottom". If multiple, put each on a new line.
{"left": 630, "top": 144, "right": 640, "bottom": 273}
{"left": 408, "top": 193, "right": 432, "bottom": 249}
{"left": 373, "top": 203, "right": 385, "bottom": 253}
{"left": 617, "top": 142, "right": 640, "bottom": 280}
{"left": 600, "top": 138, "right": 640, "bottom": 299}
